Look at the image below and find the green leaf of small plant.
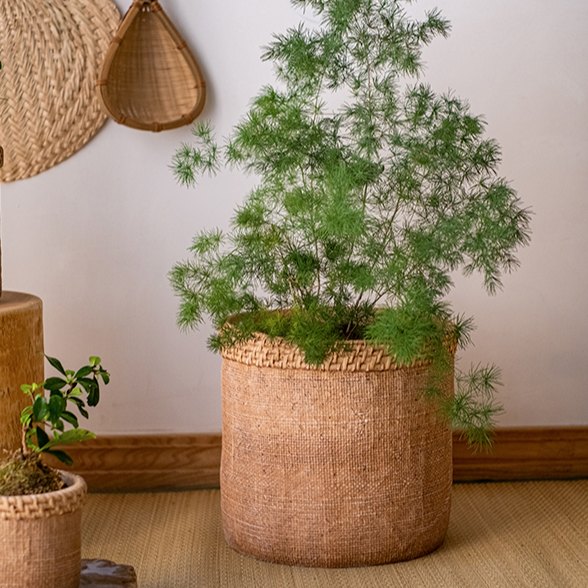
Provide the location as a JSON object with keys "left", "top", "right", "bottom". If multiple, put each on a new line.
{"left": 89, "top": 356, "right": 101, "bottom": 367}
{"left": 77, "top": 377, "right": 96, "bottom": 394}
{"left": 20, "top": 406, "right": 34, "bottom": 426}
{"left": 48, "top": 395, "right": 66, "bottom": 423}
{"left": 78, "top": 378, "right": 100, "bottom": 407}
{"left": 44, "top": 449, "right": 74, "bottom": 466}
{"left": 16, "top": 354, "right": 110, "bottom": 474}
{"left": 35, "top": 426, "right": 50, "bottom": 450}
{"left": 70, "top": 397, "right": 89, "bottom": 419}
{"left": 32, "top": 396, "right": 49, "bottom": 423}
{"left": 61, "top": 411, "right": 79, "bottom": 428}
{"left": 44, "top": 377, "right": 68, "bottom": 391}
{"left": 45, "top": 355, "right": 66, "bottom": 376}
{"left": 25, "top": 429, "right": 37, "bottom": 450}
{"left": 39, "top": 429, "right": 96, "bottom": 451}
{"left": 75, "top": 365, "right": 94, "bottom": 379}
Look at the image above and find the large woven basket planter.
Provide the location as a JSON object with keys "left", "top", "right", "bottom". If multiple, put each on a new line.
{"left": 220, "top": 334, "right": 454, "bottom": 568}
{"left": 0, "top": 471, "right": 87, "bottom": 588}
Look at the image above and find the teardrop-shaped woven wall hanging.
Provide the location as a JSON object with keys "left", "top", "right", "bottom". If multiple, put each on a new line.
{"left": 0, "top": 0, "right": 120, "bottom": 183}
{"left": 97, "top": 0, "right": 206, "bottom": 132}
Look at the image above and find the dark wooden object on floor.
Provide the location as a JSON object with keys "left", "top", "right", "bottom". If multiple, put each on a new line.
{"left": 80, "top": 559, "right": 137, "bottom": 587}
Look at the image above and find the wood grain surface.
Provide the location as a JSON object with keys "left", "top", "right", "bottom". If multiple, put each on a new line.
{"left": 45, "top": 428, "right": 588, "bottom": 492}
{"left": 453, "top": 426, "right": 588, "bottom": 481}
{"left": 45, "top": 434, "right": 222, "bottom": 492}
{"left": 0, "top": 291, "right": 44, "bottom": 452}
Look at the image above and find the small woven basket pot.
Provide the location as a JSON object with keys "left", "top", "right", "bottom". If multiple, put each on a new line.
{"left": 0, "top": 472, "right": 87, "bottom": 588}
{"left": 220, "top": 334, "right": 454, "bottom": 568}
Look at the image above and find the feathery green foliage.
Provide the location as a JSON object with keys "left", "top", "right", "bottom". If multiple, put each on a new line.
{"left": 170, "top": 0, "right": 531, "bottom": 448}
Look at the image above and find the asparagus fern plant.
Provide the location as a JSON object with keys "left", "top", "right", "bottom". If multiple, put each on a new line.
{"left": 170, "top": 0, "right": 531, "bottom": 447}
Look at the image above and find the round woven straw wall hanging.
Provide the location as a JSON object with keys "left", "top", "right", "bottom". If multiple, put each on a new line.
{"left": 97, "top": 0, "right": 206, "bottom": 132}
{"left": 0, "top": 0, "right": 120, "bottom": 183}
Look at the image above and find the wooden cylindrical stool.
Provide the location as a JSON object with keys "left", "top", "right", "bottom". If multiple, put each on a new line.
{"left": 0, "top": 292, "right": 44, "bottom": 452}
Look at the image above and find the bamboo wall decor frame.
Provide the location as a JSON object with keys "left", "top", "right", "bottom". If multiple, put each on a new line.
{"left": 97, "top": 0, "right": 206, "bottom": 132}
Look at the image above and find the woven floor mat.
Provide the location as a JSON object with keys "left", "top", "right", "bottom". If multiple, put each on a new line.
{"left": 82, "top": 480, "right": 588, "bottom": 588}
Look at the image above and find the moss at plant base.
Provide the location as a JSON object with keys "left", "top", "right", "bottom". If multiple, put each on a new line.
{"left": 0, "top": 452, "right": 64, "bottom": 496}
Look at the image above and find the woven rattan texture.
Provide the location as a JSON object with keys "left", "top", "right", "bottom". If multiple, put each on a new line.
{"left": 0, "top": 471, "right": 87, "bottom": 521}
{"left": 220, "top": 356, "right": 453, "bottom": 567}
{"left": 0, "top": 473, "right": 86, "bottom": 588}
{"left": 97, "top": 0, "right": 206, "bottom": 131}
{"left": 0, "top": 0, "right": 120, "bottom": 183}
{"left": 81, "top": 480, "right": 588, "bottom": 588}
{"left": 220, "top": 333, "right": 430, "bottom": 371}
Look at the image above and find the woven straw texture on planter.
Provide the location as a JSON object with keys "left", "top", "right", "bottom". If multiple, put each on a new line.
{"left": 0, "top": 0, "right": 120, "bottom": 183}
{"left": 97, "top": 0, "right": 206, "bottom": 132}
{"left": 220, "top": 334, "right": 454, "bottom": 568}
{"left": 0, "top": 472, "right": 87, "bottom": 588}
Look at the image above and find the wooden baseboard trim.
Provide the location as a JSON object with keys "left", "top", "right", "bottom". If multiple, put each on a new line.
{"left": 45, "top": 434, "right": 222, "bottom": 493}
{"left": 453, "top": 427, "right": 588, "bottom": 482}
{"left": 47, "top": 427, "right": 588, "bottom": 493}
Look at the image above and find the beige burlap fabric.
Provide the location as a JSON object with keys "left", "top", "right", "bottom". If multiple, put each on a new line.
{"left": 0, "top": 0, "right": 120, "bottom": 183}
{"left": 220, "top": 335, "right": 453, "bottom": 567}
{"left": 0, "top": 472, "right": 87, "bottom": 588}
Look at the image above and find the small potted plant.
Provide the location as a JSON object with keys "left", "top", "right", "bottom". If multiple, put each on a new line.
{"left": 170, "top": 0, "right": 531, "bottom": 567}
{"left": 0, "top": 354, "right": 110, "bottom": 588}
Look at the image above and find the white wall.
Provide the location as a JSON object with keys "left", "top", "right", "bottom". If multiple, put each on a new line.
{"left": 2, "top": 0, "right": 587, "bottom": 433}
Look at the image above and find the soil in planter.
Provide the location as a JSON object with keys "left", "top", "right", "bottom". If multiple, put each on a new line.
{"left": 0, "top": 451, "right": 64, "bottom": 496}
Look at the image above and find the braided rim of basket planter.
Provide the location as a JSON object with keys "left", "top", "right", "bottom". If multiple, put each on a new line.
{"left": 97, "top": 0, "right": 206, "bottom": 132}
{"left": 0, "top": 0, "right": 121, "bottom": 183}
{"left": 0, "top": 471, "right": 87, "bottom": 521}
{"left": 220, "top": 332, "right": 440, "bottom": 372}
